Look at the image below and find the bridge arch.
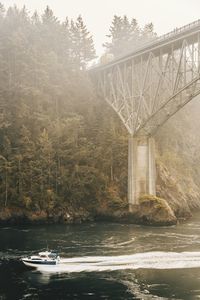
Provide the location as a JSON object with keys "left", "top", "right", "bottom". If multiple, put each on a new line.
{"left": 90, "top": 20, "right": 200, "bottom": 211}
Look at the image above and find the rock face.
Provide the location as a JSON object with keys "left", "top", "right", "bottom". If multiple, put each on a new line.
{"left": 0, "top": 207, "right": 94, "bottom": 225}
{"left": 0, "top": 195, "right": 177, "bottom": 226}
{"left": 156, "top": 162, "right": 199, "bottom": 219}
{"left": 155, "top": 100, "right": 200, "bottom": 219}
{"left": 95, "top": 194, "right": 177, "bottom": 226}
{"left": 130, "top": 195, "right": 177, "bottom": 226}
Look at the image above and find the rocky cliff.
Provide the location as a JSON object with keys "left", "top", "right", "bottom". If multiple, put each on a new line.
{"left": 155, "top": 96, "right": 200, "bottom": 219}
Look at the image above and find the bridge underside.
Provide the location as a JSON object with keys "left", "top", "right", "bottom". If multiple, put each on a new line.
{"left": 91, "top": 21, "right": 200, "bottom": 207}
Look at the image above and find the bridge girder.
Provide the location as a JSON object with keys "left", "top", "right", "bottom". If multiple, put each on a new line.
{"left": 90, "top": 21, "right": 200, "bottom": 206}
{"left": 93, "top": 29, "right": 200, "bottom": 136}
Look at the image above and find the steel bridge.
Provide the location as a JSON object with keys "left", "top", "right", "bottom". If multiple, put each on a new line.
{"left": 90, "top": 20, "right": 200, "bottom": 211}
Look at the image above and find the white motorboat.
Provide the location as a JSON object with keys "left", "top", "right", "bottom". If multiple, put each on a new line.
{"left": 22, "top": 251, "right": 60, "bottom": 267}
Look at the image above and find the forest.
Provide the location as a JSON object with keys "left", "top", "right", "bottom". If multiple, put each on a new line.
{"left": 0, "top": 4, "right": 200, "bottom": 222}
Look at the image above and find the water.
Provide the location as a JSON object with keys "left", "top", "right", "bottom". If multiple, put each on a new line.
{"left": 1, "top": 213, "right": 200, "bottom": 299}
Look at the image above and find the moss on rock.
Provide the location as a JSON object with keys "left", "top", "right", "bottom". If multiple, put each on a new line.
{"left": 133, "top": 194, "right": 177, "bottom": 226}
{"left": 95, "top": 194, "right": 177, "bottom": 226}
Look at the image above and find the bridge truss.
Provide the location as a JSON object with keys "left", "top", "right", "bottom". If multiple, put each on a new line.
{"left": 90, "top": 20, "right": 200, "bottom": 208}
{"left": 91, "top": 20, "right": 200, "bottom": 136}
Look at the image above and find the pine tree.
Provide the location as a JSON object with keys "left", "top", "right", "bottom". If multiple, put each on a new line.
{"left": 103, "top": 15, "right": 139, "bottom": 57}
{"left": 0, "top": 5, "right": 131, "bottom": 215}
{"left": 104, "top": 15, "right": 157, "bottom": 57}
{"left": 103, "top": 15, "right": 124, "bottom": 57}
{"left": 42, "top": 6, "right": 58, "bottom": 24}
{"left": 141, "top": 22, "right": 157, "bottom": 43}
{"left": 16, "top": 126, "right": 36, "bottom": 197}
{"left": 130, "top": 18, "right": 140, "bottom": 48}
{"left": 31, "top": 10, "right": 40, "bottom": 25}
{"left": 70, "top": 15, "right": 96, "bottom": 69}
{"left": 0, "top": 2, "right": 5, "bottom": 19}
{"left": 62, "top": 17, "right": 71, "bottom": 62}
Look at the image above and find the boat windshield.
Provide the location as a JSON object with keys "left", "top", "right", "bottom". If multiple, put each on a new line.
{"left": 48, "top": 252, "right": 58, "bottom": 258}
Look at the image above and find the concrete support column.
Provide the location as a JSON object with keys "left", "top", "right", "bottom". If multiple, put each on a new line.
{"left": 128, "top": 136, "right": 156, "bottom": 212}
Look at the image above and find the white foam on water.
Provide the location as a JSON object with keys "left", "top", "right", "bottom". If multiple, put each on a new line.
{"left": 115, "top": 238, "right": 135, "bottom": 246}
{"left": 33, "top": 251, "right": 200, "bottom": 273}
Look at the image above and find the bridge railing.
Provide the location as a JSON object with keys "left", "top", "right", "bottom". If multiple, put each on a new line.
{"left": 129, "top": 19, "right": 200, "bottom": 58}
{"left": 89, "top": 19, "right": 200, "bottom": 71}
{"left": 157, "top": 19, "right": 200, "bottom": 43}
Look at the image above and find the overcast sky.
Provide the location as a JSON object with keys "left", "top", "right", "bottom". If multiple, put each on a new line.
{"left": 1, "top": 0, "right": 200, "bottom": 56}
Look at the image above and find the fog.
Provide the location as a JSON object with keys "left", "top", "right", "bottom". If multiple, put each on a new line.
{"left": 1, "top": 0, "right": 200, "bottom": 55}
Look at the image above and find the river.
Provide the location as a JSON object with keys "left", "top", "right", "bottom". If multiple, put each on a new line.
{"left": 1, "top": 213, "right": 200, "bottom": 299}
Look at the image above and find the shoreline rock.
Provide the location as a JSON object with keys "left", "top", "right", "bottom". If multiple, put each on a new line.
{"left": 0, "top": 195, "right": 186, "bottom": 227}
{"left": 0, "top": 207, "right": 94, "bottom": 225}
{"left": 95, "top": 195, "right": 177, "bottom": 226}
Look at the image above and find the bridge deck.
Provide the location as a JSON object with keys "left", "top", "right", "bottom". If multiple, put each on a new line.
{"left": 91, "top": 19, "right": 200, "bottom": 72}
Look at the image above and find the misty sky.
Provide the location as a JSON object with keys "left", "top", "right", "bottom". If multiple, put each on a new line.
{"left": 2, "top": 0, "right": 200, "bottom": 56}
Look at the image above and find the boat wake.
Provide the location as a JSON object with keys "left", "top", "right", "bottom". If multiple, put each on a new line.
{"left": 33, "top": 251, "right": 200, "bottom": 273}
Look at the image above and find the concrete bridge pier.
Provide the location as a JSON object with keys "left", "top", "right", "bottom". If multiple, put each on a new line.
{"left": 128, "top": 136, "right": 156, "bottom": 212}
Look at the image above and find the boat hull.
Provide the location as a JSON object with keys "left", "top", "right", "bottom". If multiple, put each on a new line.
{"left": 22, "top": 259, "right": 57, "bottom": 267}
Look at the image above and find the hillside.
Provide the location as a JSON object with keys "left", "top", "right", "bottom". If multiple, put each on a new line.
{"left": 156, "top": 97, "right": 200, "bottom": 218}
{"left": 0, "top": 5, "right": 200, "bottom": 224}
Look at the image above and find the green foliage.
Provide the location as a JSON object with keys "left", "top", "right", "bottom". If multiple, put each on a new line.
{"left": 70, "top": 15, "right": 96, "bottom": 69}
{"left": 0, "top": 5, "right": 128, "bottom": 213}
{"left": 106, "top": 185, "right": 128, "bottom": 210}
{"left": 103, "top": 15, "right": 157, "bottom": 57}
{"left": 139, "top": 194, "right": 168, "bottom": 210}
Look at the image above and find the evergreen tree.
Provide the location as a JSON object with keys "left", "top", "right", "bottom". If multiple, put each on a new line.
{"left": 141, "top": 22, "right": 157, "bottom": 42}
{"left": 70, "top": 15, "right": 96, "bottom": 69}
{"left": 42, "top": 6, "right": 58, "bottom": 24}
{"left": 130, "top": 18, "right": 140, "bottom": 46}
{"left": 0, "top": 2, "right": 5, "bottom": 19}
{"left": 103, "top": 15, "right": 124, "bottom": 57}
{"left": 0, "top": 5, "right": 128, "bottom": 216}
{"left": 31, "top": 10, "right": 40, "bottom": 25}
{"left": 104, "top": 15, "right": 156, "bottom": 57}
